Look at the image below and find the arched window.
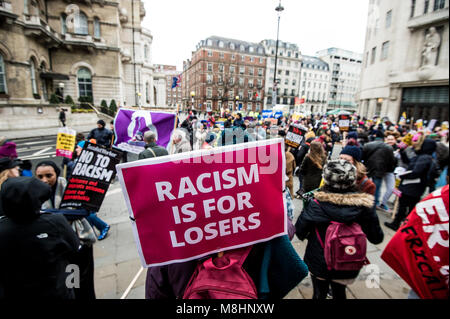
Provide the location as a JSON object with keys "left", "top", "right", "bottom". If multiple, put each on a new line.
{"left": 230, "top": 43, "right": 235, "bottom": 50}
{"left": 40, "top": 61, "right": 48, "bottom": 100}
{"left": 94, "top": 17, "right": 101, "bottom": 38}
{"left": 30, "top": 59, "right": 37, "bottom": 95}
{"left": 77, "top": 68, "right": 92, "bottom": 98}
{"left": 61, "top": 14, "right": 67, "bottom": 34}
{"left": 0, "top": 55, "right": 7, "bottom": 94}
{"left": 74, "top": 12, "right": 88, "bottom": 35}
{"left": 207, "top": 39, "right": 212, "bottom": 46}
{"left": 249, "top": 46, "right": 254, "bottom": 53}
{"left": 218, "top": 41, "right": 224, "bottom": 48}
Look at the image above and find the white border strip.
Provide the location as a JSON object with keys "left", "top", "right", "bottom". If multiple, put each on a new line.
{"left": 116, "top": 138, "right": 287, "bottom": 268}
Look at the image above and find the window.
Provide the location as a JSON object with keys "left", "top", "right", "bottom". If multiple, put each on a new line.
{"left": 371, "top": 47, "right": 377, "bottom": 64}
{"left": 74, "top": 12, "right": 88, "bottom": 35}
{"left": 61, "top": 14, "right": 67, "bottom": 35}
{"left": 206, "top": 74, "right": 212, "bottom": 84}
{"left": 0, "top": 55, "right": 7, "bottom": 94}
{"left": 240, "top": 44, "right": 245, "bottom": 51}
{"left": 241, "top": 55, "right": 245, "bottom": 62}
{"left": 230, "top": 65, "right": 235, "bottom": 73}
{"left": 287, "top": 51, "right": 291, "bottom": 57}
{"left": 30, "top": 59, "right": 37, "bottom": 95}
{"left": 144, "top": 45, "right": 148, "bottom": 60}
{"left": 249, "top": 68, "right": 254, "bottom": 76}
{"left": 207, "top": 63, "right": 212, "bottom": 71}
{"left": 239, "top": 77, "right": 244, "bottom": 86}
{"left": 259, "top": 57, "right": 263, "bottom": 64}
{"left": 381, "top": 41, "right": 390, "bottom": 60}
{"left": 239, "top": 66, "right": 245, "bottom": 74}
{"left": 386, "top": 10, "right": 392, "bottom": 28}
{"left": 292, "top": 80, "right": 296, "bottom": 86}
{"left": 410, "top": 0, "right": 416, "bottom": 18}
{"left": 258, "top": 68, "right": 263, "bottom": 76}
{"left": 230, "top": 43, "right": 235, "bottom": 50}
{"left": 285, "top": 70, "right": 290, "bottom": 76}
{"left": 424, "top": 0, "right": 430, "bottom": 13}
{"left": 434, "top": 0, "right": 445, "bottom": 10}
{"left": 249, "top": 46, "right": 254, "bottom": 53}
{"left": 219, "top": 41, "right": 224, "bottom": 48}
{"left": 206, "top": 87, "right": 212, "bottom": 98}
{"left": 231, "top": 54, "right": 235, "bottom": 60}
{"left": 219, "top": 52, "right": 224, "bottom": 59}
{"left": 218, "top": 88, "right": 223, "bottom": 97}
{"left": 94, "top": 17, "right": 101, "bottom": 38}
{"left": 257, "top": 79, "right": 262, "bottom": 87}
{"left": 77, "top": 68, "right": 92, "bottom": 98}
{"left": 208, "top": 50, "right": 212, "bottom": 57}
{"left": 207, "top": 39, "right": 212, "bottom": 46}
{"left": 248, "top": 102, "right": 252, "bottom": 109}
{"left": 219, "top": 64, "right": 224, "bottom": 72}
{"left": 250, "top": 57, "right": 254, "bottom": 62}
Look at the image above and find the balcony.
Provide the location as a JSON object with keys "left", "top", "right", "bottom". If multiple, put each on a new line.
{"left": 62, "top": 33, "right": 108, "bottom": 52}
{"left": 22, "top": 16, "right": 61, "bottom": 47}
{"left": 407, "top": 7, "right": 449, "bottom": 30}
{"left": 0, "top": 1, "right": 18, "bottom": 24}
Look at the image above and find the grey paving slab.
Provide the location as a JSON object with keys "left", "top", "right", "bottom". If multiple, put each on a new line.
{"left": 127, "top": 284, "right": 146, "bottom": 300}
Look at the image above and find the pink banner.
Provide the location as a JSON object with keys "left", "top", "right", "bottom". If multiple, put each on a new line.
{"left": 117, "top": 139, "right": 287, "bottom": 267}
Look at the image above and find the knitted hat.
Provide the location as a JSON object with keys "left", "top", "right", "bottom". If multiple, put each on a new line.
{"left": 77, "top": 141, "right": 86, "bottom": 149}
{"left": 340, "top": 145, "right": 362, "bottom": 162}
{"left": 347, "top": 131, "right": 358, "bottom": 140}
{"left": 322, "top": 159, "right": 357, "bottom": 191}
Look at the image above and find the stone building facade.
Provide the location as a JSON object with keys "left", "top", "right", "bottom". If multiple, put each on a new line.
{"left": 299, "top": 55, "right": 329, "bottom": 114}
{"left": 260, "top": 39, "right": 302, "bottom": 109}
{"left": 182, "top": 36, "right": 266, "bottom": 113}
{"left": 152, "top": 64, "right": 181, "bottom": 108}
{"left": 317, "top": 47, "right": 363, "bottom": 112}
{"left": 357, "top": 0, "right": 449, "bottom": 123}
{"left": 0, "top": 0, "right": 155, "bottom": 109}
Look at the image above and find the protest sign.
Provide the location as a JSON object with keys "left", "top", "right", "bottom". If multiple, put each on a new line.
{"left": 60, "top": 142, "right": 122, "bottom": 212}
{"left": 113, "top": 109, "right": 176, "bottom": 154}
{"left": 381, "top": 185, "right": 449, "bottom": 299}
{"left": 338, "top": 114, "right": 350, "bottom": 131}
{"left": 117, "top": 139, "right": 287, "bottom": 267}
{"left": 262, "top": 110, "right": 273, "bottom": 119}
{"left": 56, "top": 127, "right": 76, "bottom": 159}
{"left": 285, "top": 124, "right": 307, "bottom": 149}
{"left": 427, "top": 119, "right": 437, "bottom": 132}
{"left": 274, "top": 111, "right": 283, "bottom": 119}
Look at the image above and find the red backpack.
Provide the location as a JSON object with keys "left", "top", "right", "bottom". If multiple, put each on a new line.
{"left": 316, "top": 222, "right": 369, "bottom": 271}
{"left": 182, "top": 246, "right": 257, "bottom": 299}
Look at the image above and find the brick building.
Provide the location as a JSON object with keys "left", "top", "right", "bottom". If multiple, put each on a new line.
{"left": 182, "top": 36, "right": 266, "bottom": 113}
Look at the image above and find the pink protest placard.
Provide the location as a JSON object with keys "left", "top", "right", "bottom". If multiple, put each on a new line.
{"left": 116, "top": 138, "right": 287, "bottom": 267}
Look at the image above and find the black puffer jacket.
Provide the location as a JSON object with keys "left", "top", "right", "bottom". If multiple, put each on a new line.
{"left": 399, "top": 138, "right": 438, "bottom": 197}
{"left": 0, "top": 177, "right": 80, "bottom": 299}
{"left": 299, "top": 156, "right": 324, "bottom": 193}
{"left": 295, "top": 190, "right": 384, "bottom": 280}
{"left": 87, "top": 127, "right": 113, "bottom": 147}
{"left": 362, "top": 140, "right": 397, "bottom": 178}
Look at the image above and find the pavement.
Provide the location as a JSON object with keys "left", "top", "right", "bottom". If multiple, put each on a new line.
{"left": 92, "top": 143, "right": 412, "bottom": 300}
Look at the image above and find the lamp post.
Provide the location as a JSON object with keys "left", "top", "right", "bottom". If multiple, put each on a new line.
{"left": 272, "top": 0, "right": 284, "bottom": 109}
{"left": 235, "top": 95, "right": 239, "bottom": 112}
{"left": 190, "top": 91, "right": 195, "bottom": 112}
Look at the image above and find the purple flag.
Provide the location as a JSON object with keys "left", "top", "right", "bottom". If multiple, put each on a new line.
{"left": 113, "top": 109, "right": 176, "bottom": 154}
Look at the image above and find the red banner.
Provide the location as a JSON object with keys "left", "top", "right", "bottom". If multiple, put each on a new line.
{"left": 117, "top": 139, "right": 287, "bottom": 267}
{"left": 381, "top": 185, "right": 449, "bottom": 299}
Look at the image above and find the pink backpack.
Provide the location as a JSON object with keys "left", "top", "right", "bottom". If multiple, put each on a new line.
{"left": 316, "top": 222, "right": 369, "bottom": 271}
{"left": 182, "top": 246, "right": 257, "bottom": 299}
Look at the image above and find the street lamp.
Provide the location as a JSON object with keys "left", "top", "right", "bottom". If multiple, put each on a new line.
{"left": 190, "top": 91, "right": 195, "bottom": 111}
{"left": 272, "top": 0, "right": 284, "bottom": 109}
{"left": 235, "top": 95, "right": 240, "bottom": 111}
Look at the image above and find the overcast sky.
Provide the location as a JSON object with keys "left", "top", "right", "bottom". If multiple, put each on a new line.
{"left": 142, "top": 0, "right": 369, "bottom": 70}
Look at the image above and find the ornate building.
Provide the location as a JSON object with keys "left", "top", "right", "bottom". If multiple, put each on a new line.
{"left": 182, "top": 36, "right": 266, "bottom": 113}
{"left": 0, "top": 0, "right": 155, "bottom": 108}
{"left": 357, "top": 0, "right": 449, "bottom": 123}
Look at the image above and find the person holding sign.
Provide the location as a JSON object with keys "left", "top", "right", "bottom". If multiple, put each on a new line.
{"left": 36, "top": 160, "right": 97, "bottom": 299}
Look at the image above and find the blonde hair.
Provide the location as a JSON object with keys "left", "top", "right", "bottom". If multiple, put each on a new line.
{"left": 0, "top": 170, "right": 9, "bottom": 191}
{"left": 354, "top": 160, "right": 368, "bottom": 180}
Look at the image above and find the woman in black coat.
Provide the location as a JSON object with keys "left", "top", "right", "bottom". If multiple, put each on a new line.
{"left": 299, "top": 141, "right": 327, "bottom": 193}
{"left": 295, "top": 160, "right": 384, "bottom": 299}
{"left": 0, "top": 177, "right": 80, "bottom": 299}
